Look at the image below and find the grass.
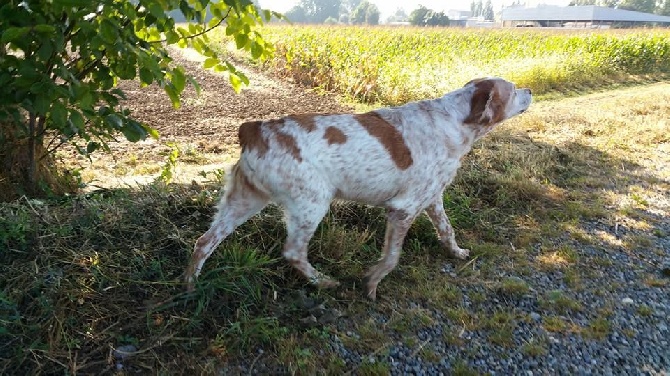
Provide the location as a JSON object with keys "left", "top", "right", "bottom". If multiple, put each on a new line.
{"left": 2, "top": 27, "right": 670, "bottom": 373}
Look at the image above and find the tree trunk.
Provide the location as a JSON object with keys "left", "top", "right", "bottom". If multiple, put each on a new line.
{"left": 0, "top": 120, "right": 76, "bottom": 202}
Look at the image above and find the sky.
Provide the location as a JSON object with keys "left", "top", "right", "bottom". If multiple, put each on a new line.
{"left": 258, "top": 0, "right": 573, "bottom": 20}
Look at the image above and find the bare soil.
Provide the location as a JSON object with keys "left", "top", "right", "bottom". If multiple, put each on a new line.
{"left": 72, "top": 47, "right": 352, "bottom": 187}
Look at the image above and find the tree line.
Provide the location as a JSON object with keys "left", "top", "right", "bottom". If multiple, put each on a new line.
{"left": 285, "top": 0, "right": 668, "bottom": 25}
{"left": 569, "top": 0, "right": 670, "bottom": 16}
{"left": 284, "top": 0, "right": 457, "bottom": 26}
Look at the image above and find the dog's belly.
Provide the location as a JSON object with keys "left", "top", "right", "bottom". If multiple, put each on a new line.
{"left": 328, "top": 167, "right": 405, "bottom": 205}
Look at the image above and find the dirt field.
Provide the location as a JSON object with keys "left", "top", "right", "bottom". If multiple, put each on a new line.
{"left": 72, "top": 47, "right": 353, "bottom": 187}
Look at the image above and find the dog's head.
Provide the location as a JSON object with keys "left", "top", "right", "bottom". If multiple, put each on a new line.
{"left": 463, "top": 78, "right": 531, "bottom": 130}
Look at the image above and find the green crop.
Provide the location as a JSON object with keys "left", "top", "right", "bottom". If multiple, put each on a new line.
{"left": 251, "top": 26, "right": 670, "bottom": 105}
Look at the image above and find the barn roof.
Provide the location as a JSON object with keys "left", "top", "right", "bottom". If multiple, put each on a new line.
{"left": 501, "top": 5, "right": 670, "bottom": 23}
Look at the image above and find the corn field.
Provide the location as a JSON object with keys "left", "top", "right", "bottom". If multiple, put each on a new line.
{"left": 235, "top": 26, "right": 670, "bottom": 105}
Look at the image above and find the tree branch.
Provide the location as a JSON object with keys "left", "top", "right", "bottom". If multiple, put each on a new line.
{"left": 149, "top": 8, "right": 232, "bottom": 44}
{"left": 27, "top": 113, "right": 36, "bottom": 185}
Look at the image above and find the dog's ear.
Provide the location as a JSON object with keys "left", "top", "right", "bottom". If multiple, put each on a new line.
{"left": 464, "top": 79, "right": 506, "bottom": 126}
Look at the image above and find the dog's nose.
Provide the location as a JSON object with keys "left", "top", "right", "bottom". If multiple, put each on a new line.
{"left": 526, "top": 88, "right": 532, "bottom": 95}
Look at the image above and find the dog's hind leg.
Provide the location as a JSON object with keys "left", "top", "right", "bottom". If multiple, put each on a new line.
{"left": 425, "top": 196, "right": 469, "bottom": 260}
{"left": 184, "top": 164, "right": 269, "bottom": 291}
{"left": 281, "top": 197, "right": 340, "bottom": 288}
{"left": 363, "top": 208, "right": 416, "bottom": 301}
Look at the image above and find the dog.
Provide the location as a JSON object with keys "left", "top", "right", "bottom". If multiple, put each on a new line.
{"left": 185, "top": 77, "right": 532, "bottom": 300}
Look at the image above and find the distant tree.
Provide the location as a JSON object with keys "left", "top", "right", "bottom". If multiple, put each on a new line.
{"left": 299, "top": 0, "right": 341, "bottom": 23}
{"left": 339, "top": 13, "right": 350, "bottom": 23}
{"left": 342, "top": 0, "right": 363, "bottom": 13}
{"left": 324, "top": 16, "right": 339, "bottom": 24}
{"left": 568, "top": 0, "right": 597, "bottom": 4}
{"left": 350, "top": 2, "right": 366, "bottom": 23}
{"left": 424, "top": 11, "right": 449, "bottom": 26}
{"left": 386, "top": 7, "right": 409, "bottom": 23}
{"left": 619, "top": 0, "right": 656, "bottom": 12}
{"left": 351, "top": 1, "right": 379, "bottom": 24}
{"left": 409, "top": 5, "right": 431, "bottom": 25}
{"left": 659, "top": 0, "right": 670, "bottom": 15}
{"left": 285, "top": 5, "right": 308, "bottom": 22}
{"left": 471, "top": 0, "right": 484, "bottom": 17}
{"left": 599, "top": 0, "right": 622, "bottom": 7}
{"left": 365, "top": 3, "right": 381, "bottom": 24}
{"left": 483, "top": 0, "right": 495, "bottom": 20}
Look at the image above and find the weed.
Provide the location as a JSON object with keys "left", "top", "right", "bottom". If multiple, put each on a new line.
{"left": 637, "top": 304, "right": 654, "bottom": 317}
{"left": 521, "top": 339, "right": 548, "bottom": 357}
{"left": 583, "top": 317, "right": 611, "bottom": 340}
{"left": 498, "top": 277, "right": 530, "bottom": 297}
{"left": 155, "top": 142, "right": 180, "bottom": 184}
{"left": 539, "top": 290, "right": 583, "bottom": 313}
{"left": 358, "top": 359, "right": 390, "bottom": 376}
{"left": 484, "top": 311, "right": 517, "bottom": 347}
{"left": 452, "top": 359, "right": 480, "bottom": 376}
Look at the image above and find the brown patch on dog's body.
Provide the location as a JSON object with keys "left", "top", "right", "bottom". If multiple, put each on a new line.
{"left": 274, "top": 131, "right": 303, "bottom": 161}
{"left": 239, "top": 119, "right": 302, "bottom": 161}
{"left": 238, "top": 120, "right": 269, "bottom": 157}
{"left": 288, "top": 114, "right": 318, "bottom": 132}
{"left": 324, "top": 126, "right": 347, "bottom": 145}
{"left": 354, "top": 112, "right": 413, "bottom": 170}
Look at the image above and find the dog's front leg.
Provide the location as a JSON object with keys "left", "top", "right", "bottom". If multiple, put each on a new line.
{"left": 425, "top": 197, "right": 470, "bottom": 260}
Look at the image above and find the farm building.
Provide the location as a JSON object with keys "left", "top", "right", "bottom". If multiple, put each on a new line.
{"left": 501, "top": 5, "right": 670, "bottom": 28}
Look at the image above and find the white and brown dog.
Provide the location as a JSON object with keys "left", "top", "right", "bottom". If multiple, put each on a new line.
{"left": 185, "top": 77, "right": 532, "bottom": 300}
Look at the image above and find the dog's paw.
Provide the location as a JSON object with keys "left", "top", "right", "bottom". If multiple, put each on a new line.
{"left": 311, "top": 273, "right": 340, "bottom": 289}
{"left": 362, "top": 274, "right": 378, "bottom": 301}
{"left": 317, "top": 278, "right": 341, "bottom": 289}
{"left": 450, "top": 247, "right": 470, "bottom": 260}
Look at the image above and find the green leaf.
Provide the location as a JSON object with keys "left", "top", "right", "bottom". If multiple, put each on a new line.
{"left": 171, "top": 67, "right": 186, "bottom": 93}
{"left": 105, "top": 114, "right": 123, "bottom": 129}
{"left": 51, "top": 102, "right": 68, "bottom": 129}
{"left": 69, "top": 110, "right": 85, "bottom": 131}
{"left": 235, "top": 33, "right": 249, "bottom": 49}
{"left": 250, "top": 41, "right": 262, "bottom": 59}
{"left": 203, "top": 57, "right": 218, "bottom": 69}
{"left": 164, "top": 84, "right": 181, "bottom": 109}
{"left": 165, "top": 30, "right": 180, "bottom": 44}
{"left": 187, "top": 75, "right": 201, "bottom": 95}
{"left": 121, "top": 119, "right": 147, "bottom": 142}
{"left": 1, "top": 27, "right": 30, "bottom": 44}
{"left": 34, "top": 25, "right": 56, "bottom": 34}
{"left": 34, "top": 96, "right": 51, "bottom": 116}
{"left": 148, "top": 3, "right": 165, "bottom": 19}
{"left": 139, "top": 67, "right": 154, "bottom": 85}
{"left": 229, "top": 74, "right": 242, "bottom": 93}
{"left": 143, "top": 124, "right": 160, "bottom": 140}
{"left": 86, "top": 141, "right": 100, "bottom": 154}
{"left": 37, "top": 41, "right": 54, "bottom": 61}
{"left": 99, "top": 19, "right": 118, "bottom": 44}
